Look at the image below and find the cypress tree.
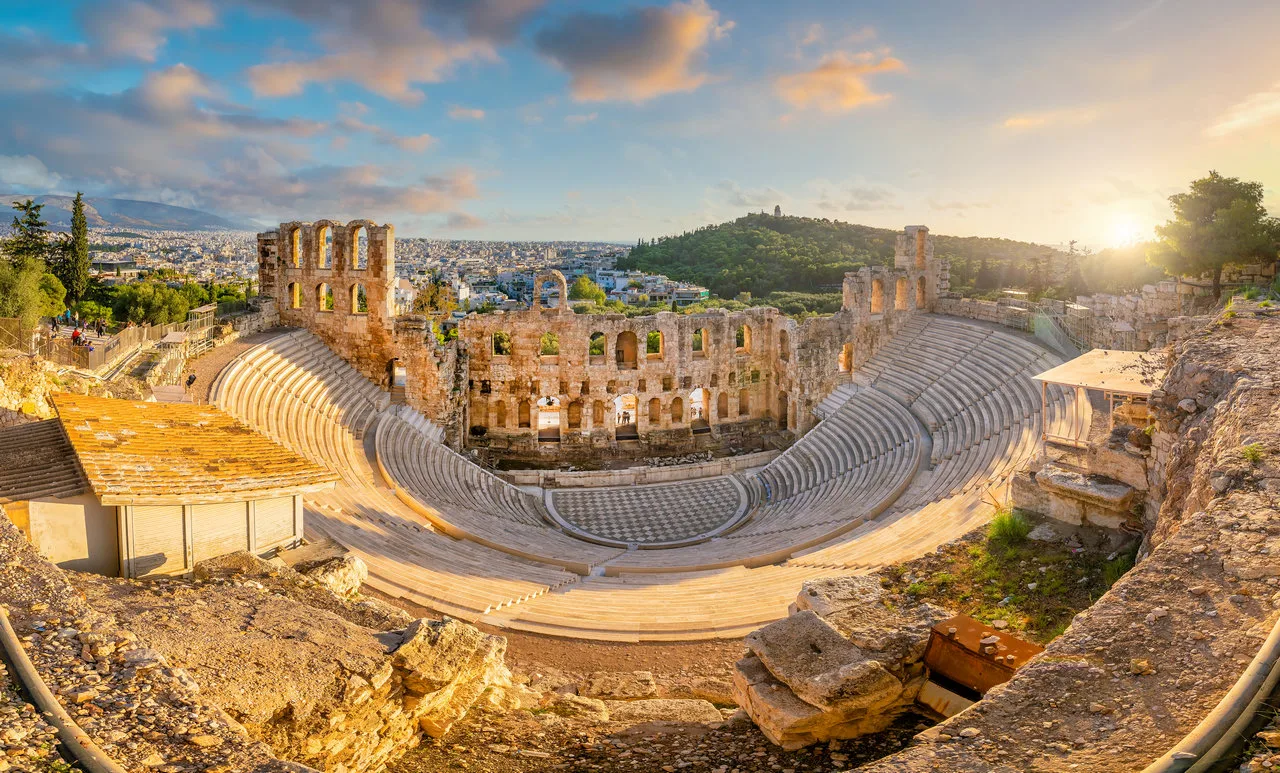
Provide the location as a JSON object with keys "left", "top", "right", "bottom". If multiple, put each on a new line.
{"left": 67, "top": 192, "right": 90, "bottom": 303}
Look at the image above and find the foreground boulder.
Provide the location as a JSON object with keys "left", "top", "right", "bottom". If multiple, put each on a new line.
{"left": 733, "top": 576, "right": 948, "bottom": 749}
{"left": 81, "top": 553, "right": 517, "bottom": 771}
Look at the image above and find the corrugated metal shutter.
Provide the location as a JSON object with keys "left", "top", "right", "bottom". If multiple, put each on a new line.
{"left": 132, "top": 505, "right": 186, "bottom": 577}
{"left": 255, "top": 497, "right": 295, "bottom": 547}
{"left": 192, "top": 502, "right": 249, "bottom": 564}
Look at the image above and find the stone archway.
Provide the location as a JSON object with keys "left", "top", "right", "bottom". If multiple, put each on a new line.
{"left": 533, "top": 269, "right": 569, "bottom": 311}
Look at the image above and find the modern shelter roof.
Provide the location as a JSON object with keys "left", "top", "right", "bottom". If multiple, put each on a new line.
{"left": 53, "top": 394, "right": 338, "bottom": 504}
{"left": 1031, "top": 349, "right": 1165, "bottom": 396}
{"left": 0, "top": 420, "right": 89, "bottom": 504}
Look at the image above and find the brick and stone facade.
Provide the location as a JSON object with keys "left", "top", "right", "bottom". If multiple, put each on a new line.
{"left": 258, "top": 222, "right": 946, "bottom": 457}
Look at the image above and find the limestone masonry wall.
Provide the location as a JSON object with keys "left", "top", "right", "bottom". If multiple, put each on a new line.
{"left": 258, "top": 222, "right": 948, "bottom": 455}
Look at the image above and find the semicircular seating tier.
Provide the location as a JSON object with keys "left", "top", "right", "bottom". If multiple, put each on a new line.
{"left": 209, "top": 316, "right": 1074, "bottom": 641}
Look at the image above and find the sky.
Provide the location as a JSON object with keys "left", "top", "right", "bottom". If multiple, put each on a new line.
{"left": 0, "top": 0, "right": 1278, "bottom": 247}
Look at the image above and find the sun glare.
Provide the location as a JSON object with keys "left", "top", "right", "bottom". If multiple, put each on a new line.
{"left": 1107, "top": 215, "right": 1148, "bottom": 247}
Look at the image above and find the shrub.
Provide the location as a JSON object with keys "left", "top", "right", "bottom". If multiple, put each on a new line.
{"left": 988, "top": 509, "right": 1031, "bottom": 545}
{"left": 1242, "top": 443, "right": 1265, "bottom": 465}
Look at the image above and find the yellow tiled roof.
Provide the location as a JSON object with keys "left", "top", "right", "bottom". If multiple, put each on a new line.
{"left": 53, "top": 394, "right": 338, "bottom": 505}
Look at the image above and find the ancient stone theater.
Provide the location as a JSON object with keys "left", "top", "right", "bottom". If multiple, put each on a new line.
{"left": 233, "top": 219, "right": 1076, "bottom": 640}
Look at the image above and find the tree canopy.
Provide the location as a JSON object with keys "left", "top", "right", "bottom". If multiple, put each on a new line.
{"left": 0, "top": 200, "right": 66, "bottom": 329}
{"left": 1149, "top": 171, "right": 1279, "bottom": 297}
{"left": 568, "top": 275, "right": 606, "bottom": 305}
{"left": 621, "top": 213, "right": 1081, "bottom": 299}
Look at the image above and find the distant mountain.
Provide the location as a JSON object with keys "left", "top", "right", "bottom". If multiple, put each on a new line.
{"left": 0, "top": 193, "right": 259, "bottom": 232}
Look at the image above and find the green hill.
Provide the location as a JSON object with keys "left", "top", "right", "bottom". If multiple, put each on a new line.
{"left": 620, "top": 213, "right": 1083, "bottom": 299}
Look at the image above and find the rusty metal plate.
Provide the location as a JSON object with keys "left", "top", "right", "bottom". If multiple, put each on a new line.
{"left": 923, "top": 614, "right": 1045, "bottom": 695}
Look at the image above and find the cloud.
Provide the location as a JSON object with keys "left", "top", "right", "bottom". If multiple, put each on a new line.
{"left": 813, "top": 181, "right": 901, "bottom": 212}
{"left": 1001, "top": 106, "right": 1101, "bottom": 130}
{"left": 564, "top": 112, "right": 598, "bottom": 126}
{"left": 245, "top": 0, "right": 545, "bottom": 103}
{"left": 448, "top": 105, "right": 486, "bottom": 120}
{"left": 775, "top": 52, "right": 905, "bottom": 113}
{"left": 0, "top": 155, "right": 64, "bottom": 192}
{"left": 1205, "top": 81, "right": 1280, "bottom": 138}
{"left": 534, "top": 0, "right": 732, "bottom": 103}
{"left": 928, "top": 197, "right": 992, "bottom": 211}
{"left": 337, "top": 116, "right": 436, "bottom": 153}
{"left": 445, "top": 211, "right": 486, "bottom": 229}
{"left": 0, "top": 66, "right": 480, "bottom": 223}
{"left": 715, "top": 180, "right": 784, "bottom": 209}
{"left": 78, "top": 0, "right": 216, "bottom": 62}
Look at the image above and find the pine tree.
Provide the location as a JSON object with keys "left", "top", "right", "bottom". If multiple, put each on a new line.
{"left": 4, "top": 199, "right": 53, "bottom": 269}
{"left": 66, "top": 192, "right": 90, "bottom": 303}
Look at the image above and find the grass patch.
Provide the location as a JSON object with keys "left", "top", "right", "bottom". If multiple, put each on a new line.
{"left": 1242, "top": 443, "right": 1266, "bottom": 465}
{"left": 884, "top": 518, "right": 1127, "bottom": 645}
{"left": 987, "top": 509, "right": 1032, "bottom": 545}
{"left": 1103, "top": 548, "right": 1137, "bottom": 589}
{"left": 1261, "top": 300, "right": 1274, "bottom": 308}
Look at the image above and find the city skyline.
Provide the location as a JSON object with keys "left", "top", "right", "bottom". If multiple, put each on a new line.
{"left": 0, "top": 0, "right": 1277, "bottom": 247}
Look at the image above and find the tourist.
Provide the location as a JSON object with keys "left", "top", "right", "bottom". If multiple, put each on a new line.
{"left": 186, "top": 373, "right": 197, "bottom": 389}
{"left": 70, "top": 328, "right": 81, "bottom": 346}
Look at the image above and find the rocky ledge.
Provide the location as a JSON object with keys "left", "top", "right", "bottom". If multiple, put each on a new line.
{"left": 732, "top": 575, "right": 949, "bottom": 749}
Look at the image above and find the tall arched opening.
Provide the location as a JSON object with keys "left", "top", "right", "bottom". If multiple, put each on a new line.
{"left": 690, "top": 388, "right": 710, "bottom": 433}
{"left": 871, "top": 278, "right": 885, "bottom": 314}
{"left": 616, "top": 331, "right": 638, "bottom": 369}
{"left": 776, "top": 391, "right": 789, "bottom": 431}
{"left": 895, "top": 277, "right": 909, "bottom": 311}
{"left": 916, "top": 276, "right": 927, "bottom": 308}
{"left": 614, "top": 394, "right": 638, "bottom": 440}
{"left": 537, "top": 396, "right": 561, "bottom": 442}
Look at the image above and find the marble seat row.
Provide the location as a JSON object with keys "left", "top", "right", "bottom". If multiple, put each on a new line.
{"left": 201, "top": 318, "right": 1065, "bottom": 641}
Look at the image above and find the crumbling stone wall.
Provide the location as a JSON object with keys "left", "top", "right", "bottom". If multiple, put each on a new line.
{"left": 257, "top": 222, "right": 946, "bottom": 455}
{"left": 935, "top": 279, "right": 1219, "bottom": 353}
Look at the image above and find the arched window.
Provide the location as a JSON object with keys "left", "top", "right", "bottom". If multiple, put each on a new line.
{"left": 589, "top": 331, "right": 606, "bottom": 362}
{"left": 567, "top": 400, "right": 582, "bottom": 429}
{"left": 494, "top": 400, "right": 507, "bottom": 428}
{"left": 916, "top": 276, "right": 927, "bottom": 308}
{"left": 646, "top": 330, "right": 663, "bottom": 359}
{"left": 670, "top": 396, "right": 683, "bottom": 423}
{"left": 317, "top": 283, "right": 334, "bottom": 312}
{"left": 738, "top": 388, "right": 751, "bottom": 418}
{"left": 540, "top": 331, "right": 560, "bottom": 356}
{"left": 289, "top": 227, "right": 301, "bottom": 268}
{"left": 871, "top": 278, "right": 885, "bottom": 315}
{"left": 776, "top": 391, "right": 789, "bottom": 431}
{"left": 593, "top": 400, "right": 605, "bottom": 425}
{"left": 728, "top": 371, "right": 736, "bottom": 387}
{"left": 351, "top": 224, "right": 366, "bottom": 269}
{"left": 493, "top": 331, "right": 512, "bottom": 356}
{"left": 288, "top": 282, "right": 301, "bottom": 309}
{"left": 736, "top": 325, "right": 751, "bottom": 353}
{"left": 779, "top": 329, "right": 790, "bottom": 361}
{"left": 710, "top": 373, "right": 719, "bottom": 387}
{"left": 350, "top": 284, "right": 367, "bottom": 314}
{"left": 518, "top": 399, "right": 531, "bottom": 428}
{"left": 839, "top": 343, "right": 853, "bottom": 372}
{"left": 317, "top": 224, "right": 331, "bottom": 269}
{"left": 616, "top": 331, "right": 637, "bottom": 369}
{"left": 717, "top": 391, "right": 729, "bottom": 419}
{"left": 648, "top": 397, "right": 661, "bottom": 422}
{"left": 895, "top": 276, "right": 909, "bottom": 311}
{"left": 916, "top": 228, "right": 928, "bottom": 271}
{"left": 692, "top": 328, "right": 708, "bottom": 358}
{"left": 662, "top": 375, "right": 673, "bottom": 391}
